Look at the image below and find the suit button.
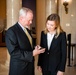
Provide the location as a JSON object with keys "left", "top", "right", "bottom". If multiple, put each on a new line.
{"left": 47, "top": 53, "right": 49, "bottom": 54}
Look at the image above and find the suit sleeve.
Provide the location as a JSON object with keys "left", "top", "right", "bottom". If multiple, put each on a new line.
{"left": 59, "top": 32, "right": 67, "bottom": 72}
{"left": 5, "top": 29, "right": 33, "bottom": 62}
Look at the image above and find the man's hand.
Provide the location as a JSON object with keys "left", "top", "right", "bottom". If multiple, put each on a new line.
{"left": 33, "top": 45, "right": 45, "bottom": 56}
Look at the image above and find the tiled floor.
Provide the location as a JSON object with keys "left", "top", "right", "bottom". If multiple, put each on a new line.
{"left": 0, "top": 47, "right": 76, "bottom": 75}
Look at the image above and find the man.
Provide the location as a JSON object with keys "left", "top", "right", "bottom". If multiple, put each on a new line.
{"left": 5, "top": 7, "right": 45, "bottom": 75}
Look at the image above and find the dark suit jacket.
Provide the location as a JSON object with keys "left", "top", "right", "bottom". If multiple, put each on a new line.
{"left": 5, "top": 22, "right": 34, "bottom": 75}
{"left": 38, "top": 31, "right": 67, "bottom": 73}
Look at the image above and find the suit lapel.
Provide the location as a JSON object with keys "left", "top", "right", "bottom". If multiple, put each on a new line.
{"left": 16, "top": 23, "right": 33, "bottom": 49}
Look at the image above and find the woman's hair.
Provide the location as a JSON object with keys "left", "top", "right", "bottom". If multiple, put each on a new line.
{"left": 44, "top": 13, "right": 64, "bottom": 37}
{"left": 19, "top": 7, "right": 33, "bottom": 17}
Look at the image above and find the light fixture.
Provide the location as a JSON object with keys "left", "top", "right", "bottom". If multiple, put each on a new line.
{"left": 63, "top": 0, "right": 69, "bottom": 14}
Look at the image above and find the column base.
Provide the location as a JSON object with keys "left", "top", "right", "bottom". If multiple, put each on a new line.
{"left": 5, "top": 60, "right": 9, "bottom": 68}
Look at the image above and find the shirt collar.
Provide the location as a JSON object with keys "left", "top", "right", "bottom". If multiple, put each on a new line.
{"left": 18, "top": 22, "right": 25, "bottom": 31}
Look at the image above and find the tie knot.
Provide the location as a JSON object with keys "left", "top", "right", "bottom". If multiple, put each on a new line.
{"left": 24, "top": 28, "right": 31, "bottom": 34}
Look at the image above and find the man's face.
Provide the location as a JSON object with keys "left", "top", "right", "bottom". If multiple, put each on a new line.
{"left": 22, "top": 12, "right": 33, "bottom": 28}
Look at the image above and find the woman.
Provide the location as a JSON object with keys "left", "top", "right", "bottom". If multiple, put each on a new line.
{"left": 37, "top": 14, "right": 67, "bottom": 75}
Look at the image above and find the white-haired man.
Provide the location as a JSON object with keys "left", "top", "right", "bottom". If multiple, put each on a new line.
{"left": 5, "top": 7, "right": 45, "bottom": 75}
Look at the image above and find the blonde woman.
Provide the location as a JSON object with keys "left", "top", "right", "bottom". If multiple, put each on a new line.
{"left": 37, "top": 14, "right": 67, "bottom": 75}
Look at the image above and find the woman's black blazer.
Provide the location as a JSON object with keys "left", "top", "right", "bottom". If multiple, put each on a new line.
{"left": 38, "top": 31, "right": 67, "bottom": 72}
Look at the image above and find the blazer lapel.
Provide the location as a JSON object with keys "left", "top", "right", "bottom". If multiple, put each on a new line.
{"left": 49, "top": 34, "right": 57, "bottom": 50}
{"left": 46, "top": 34, "right": 48, "bottom": 50}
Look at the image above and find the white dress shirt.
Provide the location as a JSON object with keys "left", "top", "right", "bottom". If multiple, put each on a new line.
{"left": 47, "top": 32, "right": 55, "bottom": 50}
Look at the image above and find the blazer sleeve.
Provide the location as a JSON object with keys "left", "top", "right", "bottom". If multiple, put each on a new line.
{"left": 59, "top": 32, "right": 67, "bottom": 72}
{"left": 5, "top": 29, "right": 33, "bottom": 62}
{"left": 37, "top": 31, "right": 44, "bottom": 66}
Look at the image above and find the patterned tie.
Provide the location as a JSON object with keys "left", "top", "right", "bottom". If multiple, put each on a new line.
{"left": 24, "top": 28, "right": 33, "bottom": 48}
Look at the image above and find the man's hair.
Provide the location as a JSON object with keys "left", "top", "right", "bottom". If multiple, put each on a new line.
{"left": 19, "top": 7, "right": 33, "bottom": 17}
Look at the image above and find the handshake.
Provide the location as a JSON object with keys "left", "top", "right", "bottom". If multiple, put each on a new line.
{"left": 33, "top": 45, "right": 45, "bottom": 56}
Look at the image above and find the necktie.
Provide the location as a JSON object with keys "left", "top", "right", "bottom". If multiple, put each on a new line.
{"left": 24, "top": 28, "right": 33, "bottom": 48}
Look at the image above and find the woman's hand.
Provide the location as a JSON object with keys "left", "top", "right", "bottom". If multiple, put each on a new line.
{"left": 57, "top": 71, "right": 64, "bottom": 75}
{"left": 37, "top": 66, "right": 42, "bottom": 72}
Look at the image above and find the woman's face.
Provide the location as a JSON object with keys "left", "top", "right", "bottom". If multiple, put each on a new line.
{"left": 46, "top": 20, "right": 56, "bottom": 32}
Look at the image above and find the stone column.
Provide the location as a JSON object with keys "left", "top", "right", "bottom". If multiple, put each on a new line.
{"left": 45, "top": 0, "right": 57, "bottom": 18}
{"left": 5, "top": 0, "right": 22, "bottom": 67}
{"left": 36, "top": 0, "right": 46, "bottom": 45}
